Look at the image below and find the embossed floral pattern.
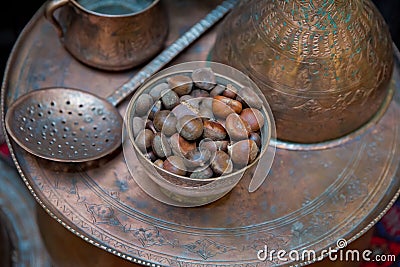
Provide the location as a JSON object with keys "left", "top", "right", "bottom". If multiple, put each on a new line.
{"left": 183, "top": 239, "right": 236, "bottom": 260}
{"left": 131, "top": 227, "right": 177, "bottom": 248}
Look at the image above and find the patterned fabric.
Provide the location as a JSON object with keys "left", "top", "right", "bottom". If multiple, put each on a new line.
{"left": 0, "top": 143, "right": 10, "bottom": 157}
{"left": 361, "top": 199, "right": 400, "bottom": 267}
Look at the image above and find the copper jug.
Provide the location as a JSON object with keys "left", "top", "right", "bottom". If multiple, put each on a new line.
{"left": 212, "top": 0, "right": 393, "bottom": 144}
{"left": 45, "top": 0, "right": 168, "bottom": 71}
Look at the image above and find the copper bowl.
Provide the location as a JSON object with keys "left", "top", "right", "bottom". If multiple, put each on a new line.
{"left": 212, "top": 0, "right": 394, "bottom": 144}
{"left": 124, "top": 61, "right": 275, "bottom": 207}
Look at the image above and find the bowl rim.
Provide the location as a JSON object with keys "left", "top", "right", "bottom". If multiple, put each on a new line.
{"left": 70, "top": 0, "right": 161, "bottom": 18}
{"left": 125, "top": 61, "right": 275, "bottom": 183}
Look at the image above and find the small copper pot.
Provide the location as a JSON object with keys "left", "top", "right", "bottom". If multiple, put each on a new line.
{"left": 45, "top": 0, "right": 168, "bottom": 71}
{"left": 212, "top": 0, "right": 394, "bottom": 144}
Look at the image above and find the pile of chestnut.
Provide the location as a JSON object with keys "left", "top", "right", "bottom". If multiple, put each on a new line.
{"left": 132, "top": 67, "right": 266, "bottom": 180}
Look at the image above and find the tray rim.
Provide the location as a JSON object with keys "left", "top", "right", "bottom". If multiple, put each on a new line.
{"left": 1, "top": 3, "right": 400, "bottom": 267}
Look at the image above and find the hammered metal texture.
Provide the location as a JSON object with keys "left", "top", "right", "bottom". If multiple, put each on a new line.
{"left": 212, "top": 0, "right": 394, "bottom": 143}
{"left": 1, "top": 1, "right": 400, "bottom": 266}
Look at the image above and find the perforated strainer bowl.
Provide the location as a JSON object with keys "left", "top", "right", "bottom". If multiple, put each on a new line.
{"left": 5, "top": 88, "right": 122, "bottom": 162}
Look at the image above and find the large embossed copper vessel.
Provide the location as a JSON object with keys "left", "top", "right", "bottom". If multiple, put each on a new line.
{"left": 212, "top": 0, "right": 394, "bottom": 143}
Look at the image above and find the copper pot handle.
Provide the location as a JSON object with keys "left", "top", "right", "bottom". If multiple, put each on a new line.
{"left": 44, "top": 0, "right": 70, "bottom": 38}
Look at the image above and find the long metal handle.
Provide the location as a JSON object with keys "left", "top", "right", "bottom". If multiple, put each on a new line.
{"left": 106, "top": 0, "right": 237, "bottom": 106}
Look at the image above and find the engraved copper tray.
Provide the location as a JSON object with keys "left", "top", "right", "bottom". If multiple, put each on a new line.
{"left": 2, "top": 1, "right": 400, "bottom": 266}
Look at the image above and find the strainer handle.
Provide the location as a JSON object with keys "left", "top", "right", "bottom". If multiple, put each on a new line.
{"left": 106, "top": 0, "right": 238, "bottom": 107}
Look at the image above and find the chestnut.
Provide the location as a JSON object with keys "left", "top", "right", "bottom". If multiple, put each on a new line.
{"left": 240, "top": 108, "right": 265, "bottom": 132}
{"left": 135, "top": 93, "right": 153, "bottom": 116}
{"left": 228, "top": 139, "right": 259, "bottom": 167}
{"left": 211, "top": 150, "right": 233, "bottom": 175}
{"left": 153, "top": 110, "right": 177, "bottom": 136}
{"left": 203, "top": 120, "right": 227, "bottom": 140}
{"left": 169, "top": 133, "right": 196, "bottom": 157}
{"left": 161, "top": 89, "right": 180, "bottom": 110}
{"left": 249, "top": 132, "right": 262, "bottom": 148}
{"left": 148, "top": 100, "right": 162, "bottom": 120}
{"left": 198, "top": 98, "right": 214, "bottom": 119}
{"left": 176, "top": 115, "right": 203, "bottom": 141}
{"left": 225, "top": 113, "right": 249, "bottom": 140}
{"left": 135, "top": 129, "right": 154, "bottom": 153}
{"left": 199, "top": 140, "right": 229, "bottom": 153}
{"left": 167, "top": 75, "right": 193, "bottom": 96}
{"left": 222, "top": 84, "right": 238, "bottom": 99}
{"left": 190, "top": 89, "right": 210, "bottom": 98}
{"left": 183, "top": 148, "right": 212, "bottom": 169}
{"left": 198, "top": 105, "right": 214, "bottom": 119}
{"left": 172, "top": 100, "right": 199, "bottom": 119}
{"left": 236, "top": 86, "right": 262, "bottom": 109}
{"left": 180, "top": 95, "right": 193, "bottom": 103}
{"left": 132, "top": 117, "right": 145, "bottom": 138}
{"left": 163, "top": 156, "right": 187, "bottom": 176}
{"left": 190, "top": 167, "right": 214, "bottom": 179}
{"left": 191, "top": 67, "right": 216, "bottom": 90}
{"left": 212, "top": 95, "right": 242, "bottom": 118}
{"left": 152, "top": 132, "right": 172, "bottom": 158}
{"left": 149, "top": 83, "right": 169, "bottom": 101}
{"left": 210, "top": 84, "right": 225, "bottom": 97}
{"left": 200, "top": 97, "right": 213, "bottom": 110}
{"left": 154, "top": 159, "right": 164, "bottom": 168}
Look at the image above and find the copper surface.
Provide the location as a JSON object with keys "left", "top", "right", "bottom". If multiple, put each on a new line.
{"left": 36, "top": 206, "right": 141, "bottom": 267}
{"left": 36, "top": 205, "right": 373, "bottom": 267}
{"left": 5, "top": 0, "right": 235, "bottom": 163}
{"left": 1, "top": 1, "right": 400, "bottom": 267}
{"left": 212, "top": 0, "right": 394, "bottom": 144}
{"left": 45, "top": 0, "right": 168, "bottom": 71}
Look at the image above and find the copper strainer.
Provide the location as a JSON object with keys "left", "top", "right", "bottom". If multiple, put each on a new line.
{"left": 5, "top": 0, "right": 237, "bottom": 162}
